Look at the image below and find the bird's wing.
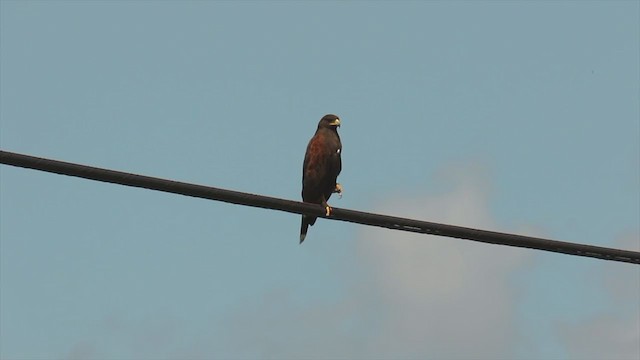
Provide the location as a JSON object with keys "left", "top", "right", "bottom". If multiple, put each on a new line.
{"left": 302, "top": 133, "right": 329, "bottom": 194}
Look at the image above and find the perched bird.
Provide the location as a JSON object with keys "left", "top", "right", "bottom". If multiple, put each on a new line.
{"left": 300, "top": 114, "right": 343, "bottom": 243}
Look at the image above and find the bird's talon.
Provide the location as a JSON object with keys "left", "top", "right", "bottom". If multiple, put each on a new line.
{"left": 325, "top": 206, "right": 332, "bottom": 216}
{"left": 334, "top": 183, "right": 343, "bottom": 198}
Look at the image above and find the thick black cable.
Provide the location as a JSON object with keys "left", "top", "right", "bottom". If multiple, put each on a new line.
{"left": 1, "top": 149, "right": 638, "bottom": 265}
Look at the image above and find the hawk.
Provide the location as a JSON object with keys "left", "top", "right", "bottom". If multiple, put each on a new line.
{"left": 300, "top": 114, "right": 342, "bottom": 243}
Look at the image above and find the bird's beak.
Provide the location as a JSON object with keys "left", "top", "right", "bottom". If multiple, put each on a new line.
{"left": 330, "top": 118, "right": 341, "bottom": 127}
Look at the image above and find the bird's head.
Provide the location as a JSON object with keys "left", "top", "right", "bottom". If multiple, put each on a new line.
{"left": 318, "top": 114, "right": 341, "bottom": 130}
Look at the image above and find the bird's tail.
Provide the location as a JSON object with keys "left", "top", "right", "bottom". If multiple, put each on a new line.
{"left": 299, "top": 215, "right": 316, "bottom": 244}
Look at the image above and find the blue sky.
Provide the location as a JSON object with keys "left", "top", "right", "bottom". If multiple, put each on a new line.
{"left": 1, "top": 1, "right": 638, "bottom": 359}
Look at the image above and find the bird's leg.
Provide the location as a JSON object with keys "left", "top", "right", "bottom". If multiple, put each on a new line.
{"left": 322, "top": 199, "right": 332, "bottom": 216}
{"left": 333, "top": 183, "right": 343, "bottom": 199}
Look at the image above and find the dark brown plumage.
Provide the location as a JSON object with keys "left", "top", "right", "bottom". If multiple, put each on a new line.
{"left": 300, "top": 114, "right": 342, "bottom": 243}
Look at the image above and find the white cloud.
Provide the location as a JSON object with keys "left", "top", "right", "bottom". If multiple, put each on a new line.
{"left": 354, "top": 163, "right": 533, "bottom": 359}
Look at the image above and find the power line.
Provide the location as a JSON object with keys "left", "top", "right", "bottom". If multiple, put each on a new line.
{"left": 1, "top": 149, "right": 638, "bottom": 265}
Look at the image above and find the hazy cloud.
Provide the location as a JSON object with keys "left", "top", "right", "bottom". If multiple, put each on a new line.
{"left": 354, "top": 163, "right": 533, "bottom": 359}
